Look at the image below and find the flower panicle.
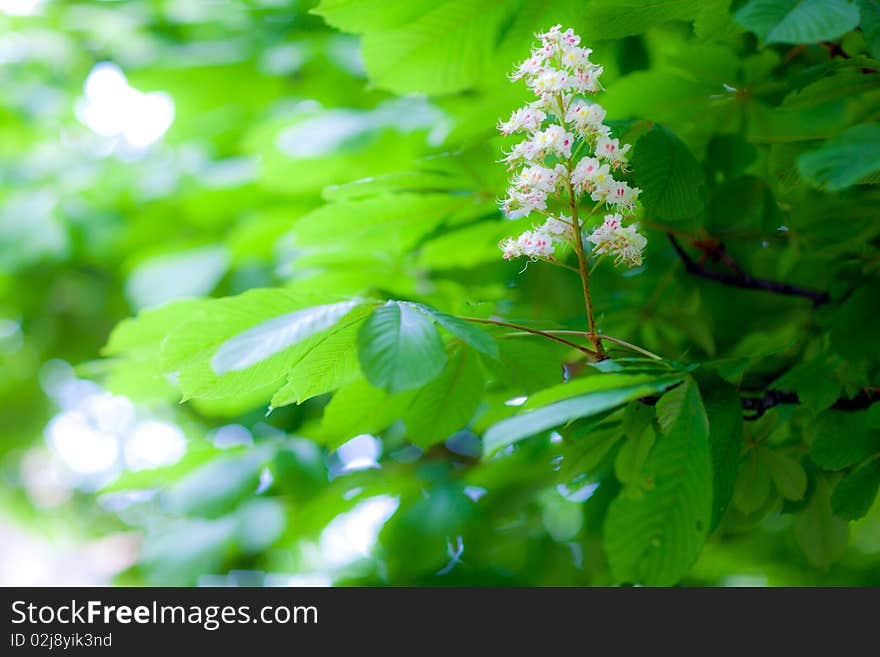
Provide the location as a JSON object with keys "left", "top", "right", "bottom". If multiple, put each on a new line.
{"left": 496, "top": 24, "right": 646, "bottom": 270}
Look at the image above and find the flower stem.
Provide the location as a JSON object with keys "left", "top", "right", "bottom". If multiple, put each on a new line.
{"left": 541, "top": 258, "right": 580, "bottom": 273}
{"left": 571, "top": 199, "right": 603, "bottom": 355}
{"left": 557, "top": 93, "right": 605, "bottom": 357}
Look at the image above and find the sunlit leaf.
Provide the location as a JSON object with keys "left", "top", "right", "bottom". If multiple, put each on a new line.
{"left": 483, "top": 372, "right": 683, "bottom": 456}
{"left": 735, "top": 0, "right": 861, "bottom": 44}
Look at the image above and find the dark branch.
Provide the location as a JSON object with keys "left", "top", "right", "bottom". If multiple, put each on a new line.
{"left": 741, "top": 388, "right": 879, "bottom": 419}
{"left": 691, "top": 236, "right": 745, "bottom": 276}
{"left": 667, "top": 234, "right": 830, "bottom": 306}
{"left": 639, "top": 388, "right": 878, "bottom": 420}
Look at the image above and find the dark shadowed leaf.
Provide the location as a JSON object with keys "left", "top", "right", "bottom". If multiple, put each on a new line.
{"left": 632, "top": 125, "right": 706, "bottom": 223}
{"left": 698, "top": 373, "right": 745, "bottom": 529}
{"left": 831, "top": 459, "right": 880, "bottom": 520}
{"left": 604, "top": 378, "right": 713, "bottom": 585}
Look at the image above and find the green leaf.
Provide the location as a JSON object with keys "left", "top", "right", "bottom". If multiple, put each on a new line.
{"left": 869, "top": 405, "right": 880, "bottom": 430}
{"left": 532, "top": 371, "right": 682, "bottom": 409}
{"left": 104, "top": 298, "right": 204, "bottom": 359}
{"left": 831, "top": 458, "right": 880, "bottom": 520}
{"left": 320, "top": 377, "right": 415, "bottom": 447}
{"left": 417, "top": 221, "right": 507, "bottom": 270}
{"left": 408, "top": 303, "right": 499, "bottom": 359}
{"left": 859, "top": 0, "right": 880, "bottom": 58}
{"left": 290, "top": 193, "right": 473, "bottom": 256}
{"left": 732, "top": 450, "right": 774, "bottom": 515}
{"left": 560, "top": 422, "right": 627, "bottom": 479}
{"left": 695, "top": 0, "right": 746, "bottom": 42}
{"left": 783, "top": 67, "right": 880, "bottom": 110}
{"left": 793, "top": 476, "right": 849, "bottom": 568}
{"left": 797, "top": 124, "right": 880, "bottom": 191}
{"left": 211, "top": 300, "right": 362, "bottom": 375}
{"left": 403, "top": 347, "right": 485, "bottom": 447}
{"left": 735, "top": 0, "right": 861, "bottom": 44}
{"left": 581, "top": 0, "right": 708, "bottom": 39}
{"left": 771, "top": 357, "right": 841, "bottom": 413}
{"left": 603, "top": 379, "right": 713, "bottom": 586}
{"left": 352, "top": 1, "right": 509, "bottom": 94}
{"left": 698, "top": 374, "right": 745, "bottom": 529}
{"left": 830, "top": 285, "right": 880, "bottom": 360}
{"left": 709, "top": 176, "right": 781, "bottom": 232}
{"left": 270, "top": 315, "right": 366, "bottom": 407}
{"left": 614, "top": 404, "right": 656, "bottom": 485}
{"left": 160, "top": 289, "right": 368, "bottom": 401}
{"left": 762, "top": 448, "right": 808, "bottom": 500}
{"left": 358, "top": 300, "right": 447, "bottom": 392}
{"left": 483, "top": 338, "right": 569, "bottom": 394}
{"left": 810, "top": 410, "right": 879, "bottom": 470}
{"left": 705, "top": 133, "right": 759, "bottom": 181}
{"left": 632, "top": 126, "right": 706, "bottom": 223}
{"left": 313, "top": 0, "right": 437, "bottom": 32}
{"left": 483, "top": 373, "right": 683, "bottom": 457}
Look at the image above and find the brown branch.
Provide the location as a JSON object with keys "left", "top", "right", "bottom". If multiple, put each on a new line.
{"left": 501, "top": 329, "right": 665, "bottom": 361}
{"left": 459, "top": 316, "right": 600, "bottom": 359}
{"left": 667, "top": 234, "right": 830, "bottom": 306}
{"left": 692, "top": 236, "right": 746, "bottom": 276}
{"left": 819, "top": 41, "right": 854, "bottom": 60}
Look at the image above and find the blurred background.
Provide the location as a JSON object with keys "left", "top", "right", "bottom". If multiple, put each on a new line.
{"left": 1, "top": 0, "right": 421, "bottom": 586}
{"left": 2, "top": 0, "right": 880, "bottom": 587}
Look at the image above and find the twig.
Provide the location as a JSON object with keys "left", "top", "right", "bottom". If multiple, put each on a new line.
{"left": 501, "top": 328, "right": 664, "bottom": 361}
{"left": 459, "top": 316, "right": 599, "bottom": 359}
{"left": 639, "top": 387, "right": 879, "bottom": 419}
{"left": 589, "top": 333, "right": 665, "bottom": 361}
{"left": 740, "top": 387, "right": 880, "bottom": 419}
{"left": 691, "top": 236, "right": 745, "bottom": 276}
{"left": 667, "top": 234, "right": 830, "bottom": 306}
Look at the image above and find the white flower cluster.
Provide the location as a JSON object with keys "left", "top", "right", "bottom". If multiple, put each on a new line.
{"left": 586, "top": 214, "right": 648, "bottom": 267}
{"left": 500, "top": 215, "right": 573, "bottom": 260}
{"left": 497, "top": 25, "right": 646, "bottom": 269}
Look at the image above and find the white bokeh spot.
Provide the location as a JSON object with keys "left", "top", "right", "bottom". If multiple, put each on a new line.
{"left": 76, "top": 62, "right": 174, "bottom": 151}
{"left": 124, "top": 420, "right": 186, "bottom": 471}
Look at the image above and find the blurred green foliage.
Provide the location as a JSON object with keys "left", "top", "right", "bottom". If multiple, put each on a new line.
{"left": 2, "top": 0, "right": 880, "bottom": 587}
